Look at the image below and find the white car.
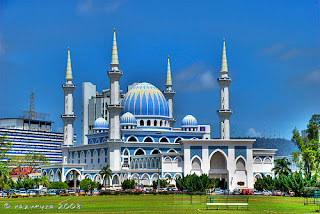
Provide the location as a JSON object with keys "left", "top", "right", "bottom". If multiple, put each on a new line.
{"left": 263, "top": 190, "right": 272, "bottom": 196}
{"left": 19, "top": 191, "right": 28, "bottom": 196}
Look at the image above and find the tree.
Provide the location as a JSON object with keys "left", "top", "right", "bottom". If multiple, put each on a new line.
{"left": 309, "top": 114, "right": 320, "bottom": 127}
{"left": 49, "top": 181, "right": 68, "bottom": 189}
{"left": 79, "top": 179, "right": 98, "bottom": 191}
{"left": 99, "top": 165, "right": 112, "bottom": 188}
{"left": 0, "top": 134, "right": 12, "bottom": 163}
{"left": 24, "top": 153, "right": 49, "bottom": 172}
{"left": 152, "top": 179, "right": 168, "bottom": 189}
{"left": 121, "top": 179, "right": 135, "bottom": 190}
{"left": 0, "top": 165, "right": 10, "bottom": 189}
{"left": 272, "top": 158, "right": 292, "bottom": 176}
{"left": 291, "top": 116, "right": 320, "bottom": 174}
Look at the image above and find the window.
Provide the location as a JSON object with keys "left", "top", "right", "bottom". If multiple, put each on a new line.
{"left": 144, "top": 137, "right": 153, "bottom": 142}
{"left": 140, "top": 120, "right": 144, "bottom": 126}
{"left": 135, "top": 149, "right": 145, "bottom": 155}
{"left": 147, "top": 120, "right": 151, "bottom": 126}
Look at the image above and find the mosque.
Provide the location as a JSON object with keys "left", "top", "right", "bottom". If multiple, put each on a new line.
{"left": 41, "top": 30, "right": 277, "bottom": 191}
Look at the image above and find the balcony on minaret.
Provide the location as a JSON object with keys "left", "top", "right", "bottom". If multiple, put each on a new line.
{"left": 216, "top": 109, "right": 233, "bottom": 113}
{"left": 107, "top": 70, "right": 123, "bottom": 75}
{"left": 62, "top": 84, "right": 76, "bottom": 88}
{"left": 217, "top": 77, "right": 232, "bottom": 81}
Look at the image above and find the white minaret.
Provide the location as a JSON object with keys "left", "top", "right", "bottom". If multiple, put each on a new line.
{"left": 163, "top": 56, "right": 176, "bottom": 127}
{"left": 217, "top": 40, "right": 233, "bottom": 139}
{"left": 61, "top": 48, "right": 77, "bottom": 146}
{"left": 107, "top": 30, "right": 123, "bottom": 141}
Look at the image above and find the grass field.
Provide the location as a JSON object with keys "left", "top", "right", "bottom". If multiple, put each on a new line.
{"left": 0, "top": 195, "right": 317, "bottom": 213}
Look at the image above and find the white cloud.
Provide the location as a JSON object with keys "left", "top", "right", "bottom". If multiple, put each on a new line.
{"left": 76, "top": 0, "right": 122, "bottom": 15}
{"left": 246, "top": 128, "right": 262, "bottom": 137}
{"left": 301, "top": 69, "right": 320, "bottom": 83}
{"left": 173, "top": 63, "right": 217, "bottom": 91}
{"left": 260, "top": 43, "right": 286, "bottom": 55}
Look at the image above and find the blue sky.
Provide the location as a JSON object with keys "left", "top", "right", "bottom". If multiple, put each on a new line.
{"left": 0, "top": 0, "right": 319, "bottom": 143}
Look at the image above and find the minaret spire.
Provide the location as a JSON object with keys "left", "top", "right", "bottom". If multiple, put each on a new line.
{"left": 110, "top": 29, "right": 119, "bottom": 70}
{"left": 61, "top": 48, "right": 76, "bottom": 148}
{"left": 220, "top": 40, "right": 228, "bottom": 73}
{"left": 107, "top": 29, "right": 123, "bottom": 142}
{"left": 163, "top": 55, "right": 176, "bottom": 127}
{"left": 65, "top": 48, "right": 73, "bottom": 80}
{"left": 217, "top": 40, "right": 233, "bottom": 139}
{"left": 166, "top": 56, "right": 172, "bottom": 86}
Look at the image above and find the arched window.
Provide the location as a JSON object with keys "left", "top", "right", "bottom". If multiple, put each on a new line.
{"left": 168, "top": 149, "right": 176, "bottom": 153}
{"left": 236, "top": 158, "right": 246, "bottom": 170}
{"left": 124, "top": 149, "right": 129, "bottom": 156}
{"left": 175, "top": 138, "right": 182, "bottom": 143}
{"left": 128, "top": 136, "right": 138, "bottom": 142}
{"left": 160, "top": 138, "right": 169, "bottom": 143}
{"left": 160, "top": 120, "right": 163, "bottom": 126}
{"left": 154, "top": 120, "right": 157, "bottom": 126}
{"left": 147, "top": 120, "right": 151, "bottom": 126}
{"left": 144, "top": 137, "right": 153, "bottom": 142}
{"left": 192, "top": 158, "right": 201, "bottom": 170}
{"left": 151, "top": 149, "right": 160, "bottom": 154}
{"left": 135, "top": 149, "right": 145, "bottom": 155}
{"left": 140, "top": 120, "right": 144, "bottom": 126}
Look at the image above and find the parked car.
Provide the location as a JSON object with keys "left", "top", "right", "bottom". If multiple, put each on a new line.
{"left": 214, "top": 188, "right": 221, "bottom": 195}
{"left": 263, "top": 190, "right": 272, "bottom": 196}
{"left": 79, "top": 189, "right": 86, "bottom": 195}
{"left": 253, "top": 190, "right": 262, "bottom": 195}
{"left": 92, "top": 189, "right": 99, "bottom": 195}
{"left": 233, "top": 189, "right": 241, "bottom": 195}
{"left": 241, "top": 189, "right": 253, "bottom": 195}
{"left": 275, "top": 190, "right": 283, "bottom": 196}
{"left": 68, "top": 190, "right": 76, "bottom": 195}
{"left": 8, "top": 189, "right": 17, "bottom": 196}
{"left": 288, "top": 190, "right": 295, "bottom": 197}
{"left": 19, "top": 190, "right": 28, "bottom": 196}
{"left": 0, "top": 191, "right": 7, "bottom": 197}
{"left": 27, "top": 189, "right": 37, "bottom": 196}
{"left": 48, "top": 189, "right": 57, "bottom": 196}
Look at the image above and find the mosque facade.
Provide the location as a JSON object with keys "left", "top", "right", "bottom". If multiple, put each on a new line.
{"left": 41, "top": 31, "right": 277, "bottom": 191}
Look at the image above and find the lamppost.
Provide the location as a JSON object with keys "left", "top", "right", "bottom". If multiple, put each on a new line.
{"left": 156, "top": 132, "right": 161, "bottom": 192}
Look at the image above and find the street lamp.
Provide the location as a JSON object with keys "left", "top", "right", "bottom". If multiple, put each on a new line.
{"left": 156, "top": 132, "right": 161, "bottom": 192}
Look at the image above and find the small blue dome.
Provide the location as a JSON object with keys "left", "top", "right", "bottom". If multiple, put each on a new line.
{"left": 121, "top": 112, "right": 137, "bottom": 125}
{"left": 122, "top": 82, "right": 169, "bottom": 117}
{"left": 181, "top": 115, "right": 198, "bottom": 127}
{"left": 93, "top": 117, "right": 109, "bottom": 130}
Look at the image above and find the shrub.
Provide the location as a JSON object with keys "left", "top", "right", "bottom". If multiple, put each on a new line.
{"left": 49, "top": 181, "right": 69, "bottom": 189}
{"left": 122, "top": 179, "right": 135, "bottom": 190}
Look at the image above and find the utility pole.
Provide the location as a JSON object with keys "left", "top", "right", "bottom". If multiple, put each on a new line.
{"left": 157, "top": 139, "right": 160, "bottom": 192}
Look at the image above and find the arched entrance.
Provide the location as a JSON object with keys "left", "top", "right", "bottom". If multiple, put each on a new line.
{"left": 65, "top": 169, "right": 81, "bottom": 192}
{"left": 209, "top": 151, "right": 228, "bottom": 189}
{"left": 141, "top": 174, "right": 150, "bottom": 186}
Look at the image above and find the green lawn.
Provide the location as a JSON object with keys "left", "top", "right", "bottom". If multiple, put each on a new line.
{"left": 0, "top": 195, "right": 317, "bottom": 213}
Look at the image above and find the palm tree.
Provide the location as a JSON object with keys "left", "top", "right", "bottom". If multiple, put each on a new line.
{"left": 99, "top": 165, "right": 112, "bottom": 188}
{"left": 0, "top": 165, "right": 10, "bottom": 188}
{"left": 272, "top": 158, "right": 292, "bottom": 177}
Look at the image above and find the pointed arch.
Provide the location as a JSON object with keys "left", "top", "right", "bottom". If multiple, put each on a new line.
{"left": 127, "top": 136, "right": 138, "bottom": 142}
{"left": 143, "top": 136, "right": 154, "bottom": 143}
{"left": 134, "top": 148, "right": 146, "bottom": 155}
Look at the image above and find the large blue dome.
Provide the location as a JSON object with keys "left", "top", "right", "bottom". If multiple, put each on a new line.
{"left": 93, "top": 117, "right": 109, "bottom": 130}
{"left": 122, "top": 82, "right": 169, "bottom": 117}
